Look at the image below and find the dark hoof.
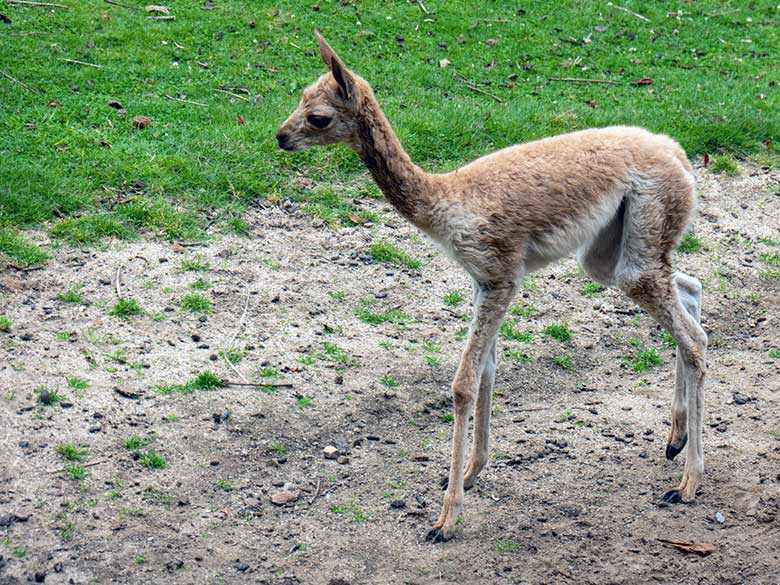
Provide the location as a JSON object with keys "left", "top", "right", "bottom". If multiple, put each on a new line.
{"left": 662, "top": 489, "right": 684, "bottom": 504}
{"left": 665, "top": 434, "right": 687, "bottom": 460}
{"left": 425, "top": 528, "right": 452, "bottom": 543}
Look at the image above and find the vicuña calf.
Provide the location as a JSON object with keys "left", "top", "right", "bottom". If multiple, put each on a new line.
{"left": 276, "top": 31, "right": 707, "bottom": 542}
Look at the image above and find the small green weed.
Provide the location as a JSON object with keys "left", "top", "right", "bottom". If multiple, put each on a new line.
{"left": 157, "top": 370, "right": 225, "bottom": 394}
{"left": 760, "top": 269, "right": 780, "bottom": 282}
{"left": 441, "top": 413, "right": 454, "bottom": 423}
{"left": 758, "top": 237, "right": 780, "bottom": 246}
{"left": 220, "top": 348, "right": 246, "bottom": 365}
{"left": 769, "top": 349, "right": 780, "bottom": 359}
{"left": 123, "top": 435, "right": 152, "bottom": 451}
{"left": 0, "top": 316, "right": 13, "bottom": 332}
{"left": 760, "top": 253, "right": 780, "bottom": 266}
{"left": 215, "top": 480, "right": 233, "bottom": 492}
{"left": 710, "top": 155, "right": 739, "bottom": 176}
{"left": 296, "top": 396, "right": 314, "bottom": 409}
{"left": 179, "top": 255, "right": 209, "bottom": 272}
{"left": 677, "top": 233, "right": 704, "bottom": 254}
{"left": 542, "top": 323, "right": 572, "bottom": 342}
{"left": 443, "top": 291, "right": 464, "bottom": 306}
{"left": 66, "top": 376, "right": 89, "bottom": 389}
{"left": 369, "top": 240, "right": 422, "bottom": 269}
{"left": 559, "top": 410, "right": 576, "bottom": 422}
{"left": 495, "top": 540, "right": 520, "bottom": 553}
{"left": 258, "top": 367, "right": 278, "bottom": 378}
{"left": 139, "top": 450, "right": 167, "bottom": 469}
{"left": 505, "top": 349, "right": 532, "bottom": 362}
{"left": 625, "top": 345, "right": 663, "bottom": 372}
{"left": 109, "top": 298, "right": 144, "bottom": 319}
{"left": 330, "top": 290, "right": 347, "bottom": 301}
{"left": 180, "top": 294, "right": 211, "bottom": 313}
{"left": 57, "top": 443, "right": 89, "bottom": 462}
{"left": 510, "top": 303, "right": 538, "bottom": 317}
{"left": 555, "top": 354, "right": 573, "bottom": 370}
{"left": 355, "top": 303, "right": 411, "bottom": 325}
{"left": 190, "top": 278, "right": 211, "bottom": 290}
{"left": 425, "top": 355, "right": 441, "bottom": 367}
{"left": 582, "top": 281, "right": 605, "bottom": 297}
{"left": 36, "top": 386, "right": 67, "bottom": 405}
{"left": 64, "top": 464, "right": 87, "bottom": 480}
{"left": 500, "top": 318, "right": 533, "bottom": 342}
{"left": 659, "top": 331, "right": 676, "bottom": 349}
{"left": 58, "top": 287, "right": 84, "bottom": 304}
{"left": 380, "top": 374, "right": 398, "bottom": 387}
{"left": 270, "top": 441, "right": 287, "bottom": 456}
{"left": 322, "top": 342, "right": 351, "bottom": 364}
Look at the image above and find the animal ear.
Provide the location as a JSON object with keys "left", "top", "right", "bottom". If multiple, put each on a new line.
{"left": 314, "top": 29, "right": 355, "bottom": 100}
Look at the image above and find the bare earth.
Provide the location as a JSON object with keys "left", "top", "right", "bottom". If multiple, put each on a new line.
{"left": 1, "top": 163, "right": 779, "bottom": 585}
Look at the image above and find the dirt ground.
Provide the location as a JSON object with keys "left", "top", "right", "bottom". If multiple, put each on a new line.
{"left": 1, "top": 163, "right": 779, "bottom": 585}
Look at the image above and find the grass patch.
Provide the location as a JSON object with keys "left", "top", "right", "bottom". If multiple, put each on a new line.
{"left": 369, "top": 240, "right": 422, "bottom": 269}
{"left": 64, "top": 464, "right": 87, "bottom": 481}
{"left": 296, "top": 185, "right": 378, "bottom": 226}
{"left": 760, "top": 253, "right": 780, "bottom": 267}
{"left": 36, "top": 386, "right": 68, "bottom": 406}
{"left": 56, "top": 443, "right": 89, "bottom": 463}
{"left": 495, "top": 540, "right": 520, "bottom": 553}
{"left": 709, "top": 155, "right": 739, "bottom": 176}
{"left": 355, "top": 303, "right": 412, "bottom": 325}
{"left": 58, "top": 286, "right": 84, "bottom": 304}
{"left": 123, "top": 435, "right": 153, "bottom": 451}
{"left": 624, "top": 344, "right": 664, "bottom": 372}
{"left": 139, "top": 450, "right": 167, "bottom": 469}
{"left": 180, "top": 293, "right": 211, "bottom": 313}
{"left": 500, "top": 318, "right": 533, "bottom": 342}
{"left": 0, "top": 316, "right": 13, "bottom": 332}
{"left": 769, "top": 349, "right": 780, "bottom": 359}
{"left": 555, "top": 354, "right": 573, "bottom": 370}
{"left": 190, "top": 278, "right": 211, "bottom": 291}
{"left": 0, "top": 227, "right": 48, "bottom": 266}
{"left": 542, "top": 323, "right": 572, "bottom": 342}
{"left": 296, "top": 396, "right": 314, "bottom": 409}
{"left": 220, "top": 348, "right": 245, "bottom": 364}
{"left": 109, "top": 298, "right": 144, "bottom": 319}
{"left": 380, "top": 374, "right": 398, "bottom": 387}
{"left": 582, "top": 281, "right": 605, "bottom": 297}
{"left": 157, "top": 370, "right": 225, "bottom": 394}
{"left": 443, "top": 291, "right": 464, "bottom": 306}
{"left": 50, "top": 214, "right": 134, "bottom": 244}
{"left": 510, "top": 303, "right": 539, "bottom": 317}
{"left": 66, "top": 376, "right": 89, "bottom": 389}
{"left": 760, "top": 269, "right": 780, "bottom": 282}
{"left": 505, "top": 349, "right": 532, "bottom": 363}
{"left": 677, "top": 233, "right": 704, "bottom": 254}
{"left": 179, "top": 256, "right": 210, "bottom": 272}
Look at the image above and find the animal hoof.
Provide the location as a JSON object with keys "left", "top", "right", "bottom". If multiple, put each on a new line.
{"left": 425, "top": 527, "right": 452, "bottom": 543}
{"left": 662, "top": 489, "right": 684, "bottom": 504}
{"left": 665, "top": 434, "right": 687, "bottom": 460}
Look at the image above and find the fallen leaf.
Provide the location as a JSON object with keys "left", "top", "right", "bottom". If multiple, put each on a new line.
{"left": 584, "top": 100, "right": 600, "bottom": 108}
{"left": 48, "top": 100, "right": 61, "bottom": 108}
{"left": 348, "top": 213, "right": 364, "bottom": 224}
{"left": 657, "top": 539, "right": 718, "bottom": 556}
{"left": 99, "top": 140, "right": 112, "bottom": 148}
{"left": 237, "top": 114, "right": 245, "bottom": 125}
{"left": 485, "top": 38, "right": 497, "bottom": 46}
{"left": 114, "top": 385, "right": 143, "bottom": 399}
{"left": 439, "top": 58, "right": 451, "bottom": 68}
{"left": 107, "top": 99, "right": 124, "bottom": 109}
{"left": 703, "top": 153, "right": 710, "bottom": 167}
{"left": 311, "top": 4, "right": 320, "bottom": 10}
{"left": 145, "top": 5, "right": 170, "bottom": 14}
{"left": 132, "top": 115, "right": 152, "bottom": 129}
{"left": 630, "top": 77, "right": 654, "bottom": 86}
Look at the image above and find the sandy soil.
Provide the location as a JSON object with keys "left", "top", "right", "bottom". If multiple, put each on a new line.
{"left": 1, "top": 163, "right": 779, "bottom": 585}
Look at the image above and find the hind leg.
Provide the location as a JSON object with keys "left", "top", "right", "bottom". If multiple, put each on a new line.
{"left": 621, "top": 270, "right": 707, "bottom": 503}
{"left": 666, "top": 272, "right": 703, "bottom": 460}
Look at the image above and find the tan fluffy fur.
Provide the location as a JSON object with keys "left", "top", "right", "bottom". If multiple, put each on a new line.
{"left": 276, "top": 31, "right": 708, "bottom": 542}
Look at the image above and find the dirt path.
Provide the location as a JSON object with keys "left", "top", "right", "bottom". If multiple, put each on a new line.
{"left": 1, "top": 164, "right": 779, "bottom": 585}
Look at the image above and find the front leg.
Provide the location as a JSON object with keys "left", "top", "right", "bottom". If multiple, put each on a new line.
{"left": 426, "top": 281, "right": 515, "bottom": 543}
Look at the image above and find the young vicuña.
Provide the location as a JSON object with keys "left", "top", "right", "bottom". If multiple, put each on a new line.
{"left": 276, "top": 31, "right": 707, "bottom": 542}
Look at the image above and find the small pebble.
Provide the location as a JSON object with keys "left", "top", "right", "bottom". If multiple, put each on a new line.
{"left": 323, "top": 445, "right": 340, "bottom": 460}
{"left": 715, "top": 511, "right": 725, "bottom": 524}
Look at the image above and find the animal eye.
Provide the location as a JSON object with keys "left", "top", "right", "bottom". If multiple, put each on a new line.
{"left": 306, "top": 115, "right": 332, "bottom": 129}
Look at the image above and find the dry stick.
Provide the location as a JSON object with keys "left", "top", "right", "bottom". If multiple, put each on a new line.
{"left": 308, "top": 478, "right": 323, "bottom": 505}
{"left": 225, "top": 381, "right": 294, "bottom": 388}
{"left": 103, "top": 0, "right": 140, "bottom": 8}
{"left": 164, "top": 93, "right": 207, "bottom": 107}
{"left": 548, "top": 76, "right": 622, "bottom": 85}
{"left": 414, "top": 0, "right": 429, "bottom": 15}
{"left": 8, "top": 0, "right": 68, "bottom": 8}
{"left": 214, "top": 88, "right": 249, "bottom": 102}
{"left": 610, "top": 3, "right": 651, "bottom": 23}
{"left": 50, "top": 460, "right": 107, "bottom": 473}
{"left": 147, "top": 15, "right": 175, "bottom": 20}
{"left": 60, "top": 58, "right": 102, "bottom": 69}
{"left": 463, "top": 81, "right": 505, "bottom": 104}
{"left": 225, "top": 358, "right": 248, "bottom": 383}
{"left": 222, "top": 291, "right": 251, "bottom": 383}
{"left": 10, "top": 31, "right": 53, "bottom": 36}
{"left": 0, "top": 69, "right": 39, "bottom": 94}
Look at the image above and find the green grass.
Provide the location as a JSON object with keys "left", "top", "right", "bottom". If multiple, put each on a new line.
{"left": 709, "top": 154, "right": 739, "bottom": 175}
{"left": 760, "top": 269, "right": 780, "bottom": 282}
{"left": 56, "top": 443, "right": 89, "bottom": 463}
{"left": 0, "top": 316, "right": 13, "bottom": 332}
{"left": 0, "top": 227, "right": 48, "bottom": 266}
{"left": 190, "top": 278, "right": 211, "bottom": 290}
{"left": 355, "top": 303, "right": 412, "bottom": 325}
{"left": 220, "top": 348, "right": 245, "bottom": 364}
{"left": 109, "top": 298, "right": 144, "bottom": 319}
{"left": 542, "top": 323, "right": 572, "bottom": 342}
{"left": 500, "top": 318, "right": 534, "bottom": 342}
{"left": 180, "top": 293, "right": 211, "bottom": 313}
{"left": 58, "top": 286, "right": 84, "bottom": 304}
{"left": 369, "top": 239, "right": 422, "bottom": 270}
{"left": 510, "top": 303, "right": 538, "bottom": 317}
{"left": 66, "top": 376, "right": 89, "bottom": 389}
{"left": 624, "top": 344, "right": 664, "bottom": 372}
{"left": 770, "top": 349, "right": 780, "bottom": 359}
{"left": 495, "top": 540, "right": 520, "bottom": 553}
{"left": 582, "top": 281, "right": 606, "bottom": 297}
{"left": 64, "top": 464, "right": 87, "bottom": 481}
{"left": 123, "top": 435, "right": 152, "bottom": 451}
{"left": 505, "top": 349, "right": 532, "bottom": 363}
{"left": 2, "top": 1, "right": 778, "bottom": 241}
{"left": 380, "top": 374, "right": 399, "bottom": 387}
{"left": 761, "top": 253, "right": 780, "bottom": 266}
{"left": 179, "top": 256, "right": 210, "bottom": 272}
{"left": 555, "top": 354, "right": 573, "bottom": 370}
{"left": 677, "top": 232, "right": 705, "bottom": 254}
{"left": 139, "top": 450, "right": 168, "bottom": 469}
{"left": 296, "top": 396, "right": 314, "bottom": 409}
{"left": 36, "top": 385, "right": 68, "bottom": 406}
{"left": 157, "top": 370, "right": 225, "bottom": 394}
{"left": 443, "top": 291, "right": 464, "bottom": 306}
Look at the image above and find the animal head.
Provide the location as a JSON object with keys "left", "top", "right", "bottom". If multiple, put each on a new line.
{"left": 275, "top": 31, "right": 365, "bottom": 152}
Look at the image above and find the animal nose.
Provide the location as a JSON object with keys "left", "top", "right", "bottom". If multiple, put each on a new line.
{"left": 276, "top": 130, "right": 290, "bottom": 150}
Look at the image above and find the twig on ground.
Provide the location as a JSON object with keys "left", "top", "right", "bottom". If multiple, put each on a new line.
{"left": 225, "top": 381, "right": 294, "bottom": 389}
{"left": 610, "top": 3, "right": 651, "bottom": 22}
{"left": 214, "top": 88, "right": 249, "bottom": 102}
{"left": 103, "top": 0, "right": 141, "bottom": 8}
{"left": 8, "top": 0, "right": 68, "bottom": 8}
{"left": 413, "top": 0, "right": 429, "bottom": 15}
{"left": 147, "top": 15, "right": 175, "bottom": 20}
{"left": 224, "top": 356, "right": 248, "bottom": 383}
{"left": 308, "top": 478, "right": 323, "bottom": 505}
{"left": 0, "top": 69, "right": 40, "bottom": 93}
{"left": 548, "top": 77, "right": 622, "bottom": 85}
{"left": 474, "top": 18, "right": 510, "bottom": 23}
{"left": 455, "top": 75, "right": 505, "bottom": 103}
{"left": 60, "top": 58, "right": 103, "bottom": 69}
{"left": 49, "top": 460, "right": 107, "bottom": 474}
{"left": 164, "top": 93, "right": 207, "bottom": 107}
{"left": 115, "top": 265, "right": 122, "bottom": 297}
{"left": 9, "top": 31, "right": 52, "bottom": 36}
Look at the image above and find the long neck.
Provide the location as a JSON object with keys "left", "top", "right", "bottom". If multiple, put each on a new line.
{"left": 353, "top": 94, "right": 435, "bottom": 224}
